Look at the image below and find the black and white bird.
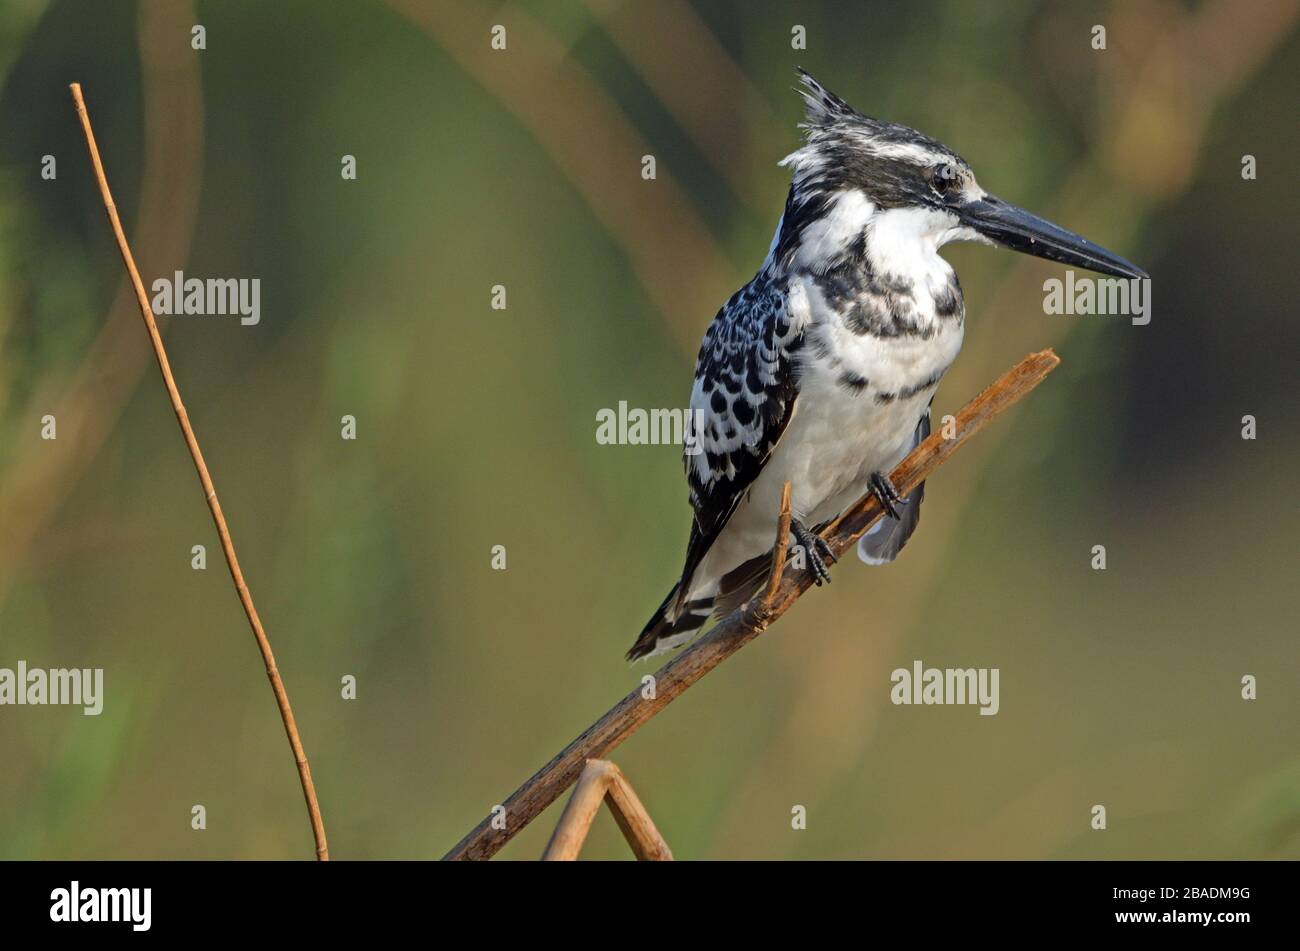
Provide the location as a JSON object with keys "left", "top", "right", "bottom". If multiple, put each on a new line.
{"left": 627, "top": 70, "right": 1145, "bottom": 661}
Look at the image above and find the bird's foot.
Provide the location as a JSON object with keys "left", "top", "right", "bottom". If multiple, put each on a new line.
{"left": 870, "top": 472, "right": 905, "bottom": 519}
{"left": 791, "top": 518, "right": 834, "bottom": 586}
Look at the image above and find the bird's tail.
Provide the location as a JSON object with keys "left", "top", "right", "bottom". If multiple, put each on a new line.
{"left": 626, "top": 583, "right": 714, "bottom": 662}
{"left": 857, "top": 480, "right": 925, "bottom": 565}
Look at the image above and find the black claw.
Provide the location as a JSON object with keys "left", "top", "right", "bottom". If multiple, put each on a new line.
{"left": 791, "top": 518, "right": 834, "bottom": 586}
{"left": 871, "top": 472, "right": 904, "bottom": 520}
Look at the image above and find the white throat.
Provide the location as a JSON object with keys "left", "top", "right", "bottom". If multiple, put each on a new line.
{"left": 791, "top": 189, "right": 973, "bottom": 293}
{"left": 866, "top": 205, "right": 967, "bottom": 291}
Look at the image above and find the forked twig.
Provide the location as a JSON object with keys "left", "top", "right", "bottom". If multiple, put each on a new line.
{"left": 541, "top": 759, "right": 672, "bottom": 861}
{"left": 761, "top": 481, "right": 793, "bottom": 611}
{"left": 445, "top": 349, "right": 1061, "bottom": 860}
{"left": 69, "top": 83, "right": 329, "bottom": 860}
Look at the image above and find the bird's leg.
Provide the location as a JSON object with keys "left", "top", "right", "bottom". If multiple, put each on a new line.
{"left": 870, "top": 471, "right": 905, "bottom": 519}
{"left": 790, "top": 517, "right": 834, "bottom": 586}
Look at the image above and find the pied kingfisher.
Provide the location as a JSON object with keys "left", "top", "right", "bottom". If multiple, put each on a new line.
{"left": 628, "top": 69, "right": 1145, "bottom": 661}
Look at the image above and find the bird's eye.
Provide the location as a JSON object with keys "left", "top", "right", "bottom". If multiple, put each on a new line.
{"left": 932, "top": 163, "right": 960, "bottom": 191}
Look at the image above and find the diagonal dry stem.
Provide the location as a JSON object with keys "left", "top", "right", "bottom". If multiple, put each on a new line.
{"left": 69, "top": 83, "right": 328, "bottom": 861}
{"left": 445, "top": 349, "right": 1060, "bottom": 860}
{"left": 540, "top": 759, "right": 673, "bottom": 861}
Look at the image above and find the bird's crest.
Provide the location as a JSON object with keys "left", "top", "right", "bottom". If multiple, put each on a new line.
{"left": 781, "top": 69, "right": 876, "bottom": 184}
{"left": 793, "top": 67, "right": 857, "bottom": 127}
{"left": 782, "top": 68, "right": 965, "bottom": 186}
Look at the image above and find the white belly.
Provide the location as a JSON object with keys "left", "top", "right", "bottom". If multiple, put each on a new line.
{"left": 697, "top": 307, "right": 963, "bottom": 584}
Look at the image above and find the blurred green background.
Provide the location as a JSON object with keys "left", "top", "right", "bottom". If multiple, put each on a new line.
{"left": 0, "top": 0, "right": 1296, "bottom": 860}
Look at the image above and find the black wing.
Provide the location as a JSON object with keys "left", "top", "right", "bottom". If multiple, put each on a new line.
{"left": 675, "top": 273, "right": 803, "bottom": 606}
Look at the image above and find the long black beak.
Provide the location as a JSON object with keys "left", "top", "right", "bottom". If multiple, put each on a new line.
{"left": 958, "top": 194, "right": 1147, "bottom": 279}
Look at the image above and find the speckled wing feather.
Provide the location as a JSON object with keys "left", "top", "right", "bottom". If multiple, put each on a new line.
{"left": 674, "top": 272, "right": 803, "bottom": 607}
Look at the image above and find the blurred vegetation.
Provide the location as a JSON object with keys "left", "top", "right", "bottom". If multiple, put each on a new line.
{"left": 0, "top": 0, "right": 1296, "bottom": 859}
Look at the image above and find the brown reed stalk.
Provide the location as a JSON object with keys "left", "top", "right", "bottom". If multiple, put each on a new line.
{"left": 541, "top": 759, "right": 673, "bottom": 861}
{"left": 445, "top": 348, "right": 1061, "bottom": 860}
{"left": 69, "top": 83, "right": 329, "bottom": 861}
